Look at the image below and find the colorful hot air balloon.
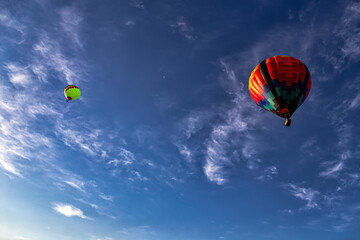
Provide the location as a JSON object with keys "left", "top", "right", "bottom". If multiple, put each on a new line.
{"left": 64, "top": 85, "right": 81, "bottom": 102}
{"left": 249, "top": 56, "right": 311, "bottom": 126}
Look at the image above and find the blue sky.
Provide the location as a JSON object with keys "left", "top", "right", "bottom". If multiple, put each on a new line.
{"left": 0, "top": 0, "right": 360, "bottom": 239}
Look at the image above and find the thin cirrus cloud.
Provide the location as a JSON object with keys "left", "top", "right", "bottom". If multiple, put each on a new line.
{"left": 174, "top": 57, "right": 264, "bottom": 185}
{"left": 99, "top": 194, "right": 113, "bottom": 201}
{"left": 323, "top": 76, "right": 360, "bottom": 183}
{"left": 58, "top": 6, "right": 84, "bottom": 48}
{"left": 64, "top": 180, "right": 86, "bottom": 192}
{"left": 107, "top": 147, "right": 135, "bottom": 166}
{"left": 319, "top": 160, "right": 346, "bottom": 178}
{"left": 170, "top": 17, "right": 196, "bottom": 40}
{"left": 131, "top": 0, "right": 145, "bottom": 9}
{"left": 52, "top": 203, "right": 90, "bottom": 220}
{"left": 0, "top": 10, "right": 25, "bottom": 43}
{"left": 330, "top": 2, "right": 360, "bottom": 68}
{"left": 0, "top": 77, "right": 55, "bottom": 177}
{"left": 33, "top": 36, "right": 83, "bottom": 85}
{"left": 284, "top": 183, "right": 320, "bottom": 210}
{"left": 203, "top": 59, "right": 262, "bottom": 185}
{"left": 5, "top": 64, "right": 33, "bottom": 88}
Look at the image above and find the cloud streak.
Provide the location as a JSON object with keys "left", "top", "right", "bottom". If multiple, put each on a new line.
{"left": 52, "top": 203, "right": 90, "bottom": 219}
{"left": 202, "top": 59, "right": 263, "bottom": 185}
{"left": 0, "top": 10, "right": 25, "bottom": 43}
{"left": 58, "top": 6, "right": 84, "bottom": 48}
{"left": 284, "top": 183, "right": 320, "bottom": 210}
{"left": 170, "top": 17, "right": 196, "bottom": 40}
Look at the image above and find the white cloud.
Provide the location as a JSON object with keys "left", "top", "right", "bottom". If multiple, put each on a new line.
{"left": 333, "top": 2, "right": 360, "bottom": 67}
{"left": 124, "top": 20, "right": 136, "bottom": 26}
{"left": 128, "top": 171, "right": 148, "bottom": 182}
{"left": 284, "top": 184, "right": 320, "bottom": 210}
{"left": 176, "top": 144, "right": 193, "bottom": 162}
{"left": 179, "top": 111, "right": 212, "bottom": 139}
{"left": 108, "top": 159, "right": 121, "bottom": 166}
{"left": 0, "top": 10, "right": 25, "bottom": 43}
{"left": 118, "top": 148, "right": 135, "bottom": 165}
{"left": 320, "top": 161, "right": 345, "bottom": 178}
{"left": 349, "top": 94, "right": 360, "bottom": 109}
{"left": 64, "top": 180, "right": 86, "bottom": 192}
{"left": 5, "top": 64, "right": 32, "bottom": 87}
{"left": 55, "top": 122, "right": 133, "bottom": 167}
{"left": 131, "top": 0, "right": 145, "bottom": 9}
{"left": 55, "top": 124, "right": 97, "bottom": 156}
{"left": 0, "top": 155, "right": 22, "bottom": 177}
{"left": 52, "top": 203, "right": 89, "bottom": 219}
{"left": 258, "top": 165, "right": 278, "bottom": 180}
{"left": 170, "top": 17, "right": 196, "bottom": 40}
{"left": 58, "top": 6, "right": 83, "bottom": 47}
{"left": 202, "top": 59, "right": 262, "bottom": 185}
{"left": 204, "top": 160, "right": 226, "bottom": 185}
{"left": 107, "top": 148, "right": 136, "bottom": 166}
{"left": 33, "top": 35, "right": 83, "bottom": 85}
{"left": 0, "top": 78, "right": 56, "bottom": 177}
{"left": 282, "top": 209, "right": 294, "bottom": 214}
{"left": 99, "top": 194, "right": 113, "bottom": 201}
{"left": 76, "top": 198, "right": 99, "bottom": 210}
{"left": 30, "top": 64, "right": 48, "bottom": 83}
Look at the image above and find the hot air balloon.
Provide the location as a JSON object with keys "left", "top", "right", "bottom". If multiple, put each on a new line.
{"left": 249, "top": 56, "right": 311, "bottom": 126}
{"left": 64, "top": 85, "right": 81, "bottom": 102}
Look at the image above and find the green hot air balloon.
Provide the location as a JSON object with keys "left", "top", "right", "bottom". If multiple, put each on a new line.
{"left": 64, "top": 85, "right": 81, "bottom": 102}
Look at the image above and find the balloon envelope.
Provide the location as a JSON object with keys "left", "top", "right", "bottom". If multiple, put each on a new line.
{"left": 248, "top": 56, "right": 311, "bottom": 125}
{"left": 64, "top": 85, "right": 81, "bottom": 101}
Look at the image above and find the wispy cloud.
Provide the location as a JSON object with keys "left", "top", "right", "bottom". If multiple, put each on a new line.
{"left": 203, "top": 59, "right": 262, "bottom": 185}
{"left": 331, "top": 2, "right": 360, "bottom": 68}
{"left": 284, "top": 183, "right": 320, "bottom": 210}
{"left": 124, "top": 19, "right": 136, "bottom": 26}
{"left": 5, "top": 64, "right": 32, "bottom": 88}
{"left": 76, "top": 198, "right": 99, "bottom": 210}
{"left": 178, "top": 111, "right": 212, "bottom": 140}
{"left": 55, "top": 120, "right": 136, "bottom": 170}
{"left": 128, "top": 171, "right": 149, "bottom": 182}
{"left": 64, "top": 180, "right": 86, "bottom": 192}
{"left": 0, "top": 10, "right": 26, "bottom": 43}
{"left": 257, "top": 166, "right": 278, "bottom": 181}
{"left": 0, "top": 77, "right": 55, "bottom": 177}
{"left": 118, "top": 148, "right": 135, "bottom": 165}
{"left": 170, "top": 17, "right": 196, "bottom": 40}
{"left": 323, "top": 76, "right": 360, "bottom": 182}
{"left": 176, "top": 144, "right": 193, "bottom": 163}
{"left": 52, "top": 203, "right": 90, "bottom": 219}
{"left": 320, "top": 160, "right": 346, "bottom": 178}
{"left": 131, "top": 0, "right": 145, "bottom": 9}
{"left": 299, "top": 137, "right": 320, "bottom": 158}
{"left": 55, "top": 123, "right": 100, "bottom": 156}
{"left": 58, "top": 6, "right": 84, "bottom": 48}
{"left": 0, "top": 153, "right": 22, "bottom": 177}
{"left": 33, "top": 34, "right": 84, "bottom": 85}
{"left": 99, "top": 194, "right": 113, "bottom": 201}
